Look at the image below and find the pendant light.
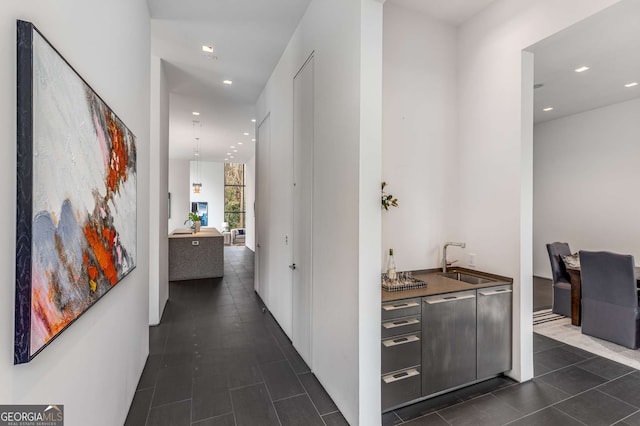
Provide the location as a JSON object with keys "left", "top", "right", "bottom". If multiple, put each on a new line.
{"left": 192, "top": 121, "right": 203, "bottom": 194}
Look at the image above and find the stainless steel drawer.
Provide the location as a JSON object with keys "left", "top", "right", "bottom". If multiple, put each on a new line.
{"left": 381, "top": 315, "right": 421, "bottom": 339}
{"left": 381, "top": 367, "right": 421, "bottom": 411}
{"left": 381, "top": 332, "right": 421, "bottom": 374}
{"left": 382, "top": 298, "right": 421, "bottom": 320}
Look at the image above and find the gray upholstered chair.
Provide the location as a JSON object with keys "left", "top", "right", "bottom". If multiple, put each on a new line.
{"left": 231, "top": 228, "right": 246, "bottom": 245}
{"left": 579, "top": 250, "right": 640, "bottom": 349}
{"left": 546, "top": 242, "right": 572, "bottom": 317}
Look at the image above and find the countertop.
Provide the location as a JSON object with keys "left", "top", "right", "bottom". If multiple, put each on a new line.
{"left": 169, "top": 227, "right": 223, "bottom": 239}
{"left": 382, "top": 267, "right": 513, "bottom": 302}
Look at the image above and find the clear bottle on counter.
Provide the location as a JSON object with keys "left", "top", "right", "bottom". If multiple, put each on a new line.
{"left": 387, "top": 248, "right": 397, "bottom": 281}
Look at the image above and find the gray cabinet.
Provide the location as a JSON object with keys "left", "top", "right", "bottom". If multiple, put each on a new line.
{"left": 421, "top": 290, "right": 477, "bottom": 396}
{"left": 169, "top": 230, "right": 224, "bottom": 280}
{"left": 381, "top": 298, "right": 422, "bottom": 410}
{"left": 477, "top": 285, "right": 513, "bottom": 378}
{"left": 381, "top": 282, "right": 513, "bottom": 410}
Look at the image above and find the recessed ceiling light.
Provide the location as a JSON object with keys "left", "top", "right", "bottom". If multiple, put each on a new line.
{"left": 230, "top": 155, "right": 234, "bottom": 159}
{"left": 575, "top": 66, "right": 590, "bottom": 73}
{"left": 202, "top": 45, "right": 214, "bottom": 53}
{"left": 223, "top": 80, "right": 233, "bottom": 85}
{"left": 230, "top": 146, "right": 235, "bottom": 149}
{"left": 192, "top": 111, "right": 200, "bottom": 116}
{"left": 238, "top": 142, "right": 243, "bottom": 145}
{"left": 251, "top": 138, "right": 256, "bottom": 142}
{"left": 625, "top": 82, "right": 639, "bottom": 88}
{"left": 243, "top": 132, "right": 249, "bottom": 136}
{"left": 195, "top": 152, "right": 200, "bottom": 156}
{"left": 251, "top": 119, "right": 256, "bottom": 123}
{"left": 224, "top": 158, "right": 228, "bottom": 161}
{"left": 233, "top": 150, "right": 238, "bottom": 153}
{"left": 543, "top": 107, "right": 554, "bottom": 112}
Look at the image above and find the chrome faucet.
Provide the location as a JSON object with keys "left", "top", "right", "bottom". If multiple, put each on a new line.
{"left": 442, "top": 242, "right": 466, "bottom": 273}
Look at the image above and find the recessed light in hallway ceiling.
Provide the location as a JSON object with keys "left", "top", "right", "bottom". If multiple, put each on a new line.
{"left": 150, "top": 0, "right": 313, "bottom": 163}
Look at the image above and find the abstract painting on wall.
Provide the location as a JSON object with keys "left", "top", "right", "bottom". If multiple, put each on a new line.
{"left": 15, "top": 21, "right": 137, "bottom": 364}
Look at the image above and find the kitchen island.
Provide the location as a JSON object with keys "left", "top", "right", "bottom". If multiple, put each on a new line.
{"left": 168, "top": 227, "right": 224, "bottom": 281}
{"left": 381, "top": 268, "right": 513, "bottom": 411}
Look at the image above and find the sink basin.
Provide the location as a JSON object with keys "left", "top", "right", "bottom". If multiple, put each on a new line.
{"left": 439, "top": 272, "right": 496, "bottom": 285}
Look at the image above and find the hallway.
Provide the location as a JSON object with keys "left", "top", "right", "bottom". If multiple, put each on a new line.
{"left": 125, "top": 246, "right": 346, "bottom": 425}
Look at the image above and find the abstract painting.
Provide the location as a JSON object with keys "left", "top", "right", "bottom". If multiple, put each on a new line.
{"left": 15, "top": 21, "right": 137, "bottom": 364}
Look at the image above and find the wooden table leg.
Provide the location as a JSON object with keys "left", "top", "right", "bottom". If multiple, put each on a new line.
{"left": 567, "top": 269, "right": 581, "bottom": 326}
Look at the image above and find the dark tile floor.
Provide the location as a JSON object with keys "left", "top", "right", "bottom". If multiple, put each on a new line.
{"left": 125, "top": 246, "right": 347, "bottom": 426}
{"left": 128, "top": 253, "right": 639, "bottom": 426}
{"left": 383, "top": 333, "right": 640, "bottom": 425}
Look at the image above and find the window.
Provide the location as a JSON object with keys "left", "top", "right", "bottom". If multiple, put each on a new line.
{"left": 224, "top": 163, "right": 245, "bottom": 230}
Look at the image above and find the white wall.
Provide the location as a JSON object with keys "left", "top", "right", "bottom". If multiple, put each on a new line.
{"left": 149, "top": 55, "right": 169, "bottom": 325}
{"left": 382, "top": 3, "right": 458, "bottom": 272}
{"left": 457, "top": 0, "right": 622, "bottom": 382}
{"left": 533, "top": 97, "right": 640, "bottom": 278}
{"left": 255, "top": 0, "right": 383, "bottom": 424}
{"left": 190, "top": 160, "right": 224, "bottom": 228}
{"left": 0, "top": 1, "right": 150, "bottom": 425}
{"left": 245, "top": 154, "right": 256, "bottom": 250}
{"left": 168, "top": 159, "right": 190, "bottom": 232}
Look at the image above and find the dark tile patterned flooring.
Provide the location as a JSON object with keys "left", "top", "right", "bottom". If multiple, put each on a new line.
{"left": 127, "top": 252, "right": 640, "bottom": 426}
{"left": 383, "top": 333, "right": 640, "bottom": 425}
{"left": 125, "top": 246, "right": 346, "bottom": 426}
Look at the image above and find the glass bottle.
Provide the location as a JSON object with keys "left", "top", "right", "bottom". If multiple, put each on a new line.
{"left": 387, "top": 248, "right": 397, "bottom": 281}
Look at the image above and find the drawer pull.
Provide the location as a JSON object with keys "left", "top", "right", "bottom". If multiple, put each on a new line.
{"left": 383, "top": 334, "right": 420, "bottom": 347}
{"left": 425, "top": 294, "right": 475, "bottom": 304}
{"left": 383, "top": 302, "right": 419, "bottom": 311}
{"left": 382, "top": 368, "right": 419, "bottom": 384}
{"left": 479, "top": 289, "right": 513, "bottom": 296}
{"left": 382, "top": 318, "right": 420, "bottom": 329}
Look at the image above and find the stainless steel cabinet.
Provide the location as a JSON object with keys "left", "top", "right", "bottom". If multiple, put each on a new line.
{"left": 421, "top": 290, "right": 477, "bottom": 396}
{"left": 477, "top": 285, "right": 512, "bottom": 378}
{"left": 381, "top": 298, "right": 422, "bottom": 410}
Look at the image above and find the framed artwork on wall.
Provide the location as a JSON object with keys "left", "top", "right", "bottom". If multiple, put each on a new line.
{"left": 15, "top": 20, "right": 137, "bottom": 364}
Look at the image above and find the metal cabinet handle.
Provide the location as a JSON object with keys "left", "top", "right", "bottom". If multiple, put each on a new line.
{"left": 425, "top": 294, "right": 475, "bottom": 304}
{"left": 382, "top": 334, "right": 420, "bottom": 347}
{"left": 479, "top": 289, "right": 513, "bottom": 296}
{"left": 382, "top": 318, "right": 420, "bottom": 329}
{"left": 382, "top": 302, "right": 419, "bottom": 311}
{"left": 289, "top": 264, "right": 296, "bottom": 270}
{"left": 382, "top": 368, "right": 419, "bottom": 384}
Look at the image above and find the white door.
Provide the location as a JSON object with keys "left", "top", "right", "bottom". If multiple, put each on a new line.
{"left": 256, "top": 114, "right": 271, "bottom": 305}
{"left": 292, "top": 55, "right": 314, "bottom": 365}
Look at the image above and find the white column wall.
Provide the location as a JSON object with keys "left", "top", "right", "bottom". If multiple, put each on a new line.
{"left": 457, "top": 0, "right": 623, "bottom": 382}
{"left": 190, "top": 160, "right": 224, "bottom": 229}
{"left": 0, "top": 1, "right": 151, "bottom": 424}
{"left": 168, "top": 159, "right": 190, "bottom": 232}
{"left": 255, "top": 0, "right": 383, "bottom": 423}
{"left": 382, "top": 3, "right": 459, "bottom": 271}
{"left": 245, "top": 154, "right": 256, "bottom": 251}
{"left": 533, "top": 97, "right": 640, "bottom": 278}
{"left": 149, "top": 55, "right": 169, "bottom": 325}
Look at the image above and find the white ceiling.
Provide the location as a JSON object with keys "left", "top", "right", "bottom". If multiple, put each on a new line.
{"left": 151, "top": 0, "right": 640, "bottom": 160}
{"left": 148, "top": 0, "right": 312, "bottom": 162}
{"left": 529, "top": 0, "right": 640, "bottom": 124}
{"left": 387, "top": 0, "right": 498, "bottom": 26}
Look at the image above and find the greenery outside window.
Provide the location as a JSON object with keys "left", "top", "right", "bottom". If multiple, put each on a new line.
{"left": 224, "top": 163, "right": 245, "bottom": 230}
